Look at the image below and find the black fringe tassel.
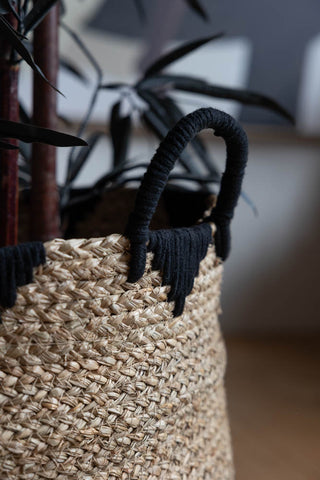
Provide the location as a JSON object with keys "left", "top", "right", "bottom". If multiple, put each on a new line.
{"left": 0, "top": 242, "right": 46, "bottom": 312}
{"left": 148, "top": 222, "right": 213, "bottom": 316}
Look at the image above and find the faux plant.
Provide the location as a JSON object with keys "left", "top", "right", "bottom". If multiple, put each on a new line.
{"left": 61, "top": 31, "right": 293, "bottom": 214}
{"left": 0, "top": 0, "right": 293, "bottom": 247}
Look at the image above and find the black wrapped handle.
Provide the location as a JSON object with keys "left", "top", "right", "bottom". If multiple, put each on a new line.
{"left": 125, "top": 107, "right": 248, "bottom": 286}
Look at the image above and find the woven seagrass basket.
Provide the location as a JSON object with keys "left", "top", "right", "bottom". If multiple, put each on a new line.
{"left": 0, "top": 108, "right": 248, "bottom": 480}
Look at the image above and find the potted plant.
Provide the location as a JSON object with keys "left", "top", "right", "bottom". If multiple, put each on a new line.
{"left": 0, "top": 0, "right": 292, "bottom": 247}
{"left": 0, "top": 4, "right": 294, "bottom": 477}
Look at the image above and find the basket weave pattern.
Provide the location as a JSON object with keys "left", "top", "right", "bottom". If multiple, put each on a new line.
{"left": 0, "top": 233, "right": 233, "bottom": 479}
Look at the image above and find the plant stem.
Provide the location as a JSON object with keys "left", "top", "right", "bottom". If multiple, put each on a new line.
{"left": 0, "top": 13, "right": 19, "bottom": 247}
{"left": 31, "top": 2, "right": 60, "bottom": 241}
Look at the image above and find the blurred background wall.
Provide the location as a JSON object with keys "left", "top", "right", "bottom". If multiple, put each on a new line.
{"left": 20, "top": 0, "right": 320, "bottom": 332}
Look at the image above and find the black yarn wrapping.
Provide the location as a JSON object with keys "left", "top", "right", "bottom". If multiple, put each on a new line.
{"left": 126, "top": 107, "right": 248, "bottom": 317}
{"left": 148, "top": 223, "right": 213, "bottom": 317}
{"left": 0, "top": 242, "right": 46, "bottom": 312}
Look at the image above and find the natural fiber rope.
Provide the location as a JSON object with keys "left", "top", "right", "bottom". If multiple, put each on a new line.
{"left": 0, "top": 233, "right": 234, "bottom": 480}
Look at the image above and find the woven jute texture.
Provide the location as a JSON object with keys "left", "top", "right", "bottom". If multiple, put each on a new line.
{"left": 0, "top": 232, "right": 233, "bottom": 480}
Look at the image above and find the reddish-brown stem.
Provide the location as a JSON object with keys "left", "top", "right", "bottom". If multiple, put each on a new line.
{"left": 31, "top": 3, "right": 61, "bottom": 241}
{"left": 0, "top": 14, "right": 19, "bottom": 247}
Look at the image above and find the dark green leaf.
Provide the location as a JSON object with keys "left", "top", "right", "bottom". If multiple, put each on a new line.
{"left": 0, "top": 1, "right": 10, "bottom": 14}
{"left": 23, "top": 0, "right": 58, "bottom": 33}
{"left": 0, "top": 15, "right": 63, "bottom": 95}
{"left": 59, "top": 0, "right": 66, "bottom": 17}
{"left": 63, "top": 162, "right": 149, "bottom": 210}
{"left": 61, "top": 21, "right": 102, "bottom": 205}
{"left": 19, "top": 140, "right": 31, "bottom": 162}
{"left": 60, "top": 57, "right": 88, "bottom": 84}
{"left": 182, "top": 81, "right": 295, "bottom": 124}
{"left": 134, "top": 0, "right": 146, "bottom": 23}
{"left": 139, "top": 89, "right": 198, "bottom": 174}
{"left": 142, "top": 107, "right": 183, "bottom": 162}
{"left": 19, "top": 102, "right": 31, "bottom": 123}
{"left": 138, "top": 73, "right": 198, "bottom": 91}
{"left": 22, "top": 0, "right": 30, "bottom": 17}
{"left": 19, "top": 161, "right": 31, "bottom": 177}
{"left": 140, "top": 74, "right": 294, "bottom": 123}
{"left": 0, "top": 13, "right": 26, "bottom": 40}
{"left": 18, "top": 105, "right": 35, "bottom": 161}
{"left": 7, "top": 0, "right": 21, "bottom": 21}
{"left": 159, "top": 95, "right": 219, "bottom": 178}
{"left": 67, "top": 132, "right": 104, "bottom": 184}
{"left": 18, "top": 155, "right": 31, "bottom": 178}
{"left": 0, "top": 139, "right": 18, "bottom": 149}
{"left": 0, "top": 119, "right": 88, "bottom": 146}
{"left": 60, "top": 21, "right": 102, "bottom": 77}
{"left": 123, "top": 172, "right": 218, "bottom": 185}
{"left": 19, "top": 173, "right": 31, "bottom": 188}
{"left": 112, "top": 174, "right": 212, "bottom": 192}
{"left": 0, "top": 1, "right": 20, "bottom": 20}
{"left": 241, "top": 190, "right": 258, "bottom": 217}
{"left": 110, "top": 101, "right": 132, "bottom": 168}
{"left": 185, "top": 0, "right": 208, "bottom": 20}
{"left": 138, "top": 89, "right": 216, "bottom": 176}
{"left": 143, "top": 32, "right": 223, "bottom": 78}
{"left": 92, "top": 161, "right": 149, "bottom": 193}
{"left": 99, "top": 82, "right": 127, "bottom": 90}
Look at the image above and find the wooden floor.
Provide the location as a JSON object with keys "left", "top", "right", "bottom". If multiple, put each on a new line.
{"left": 225, "top": 337, "right": 320, "bottom": 480}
